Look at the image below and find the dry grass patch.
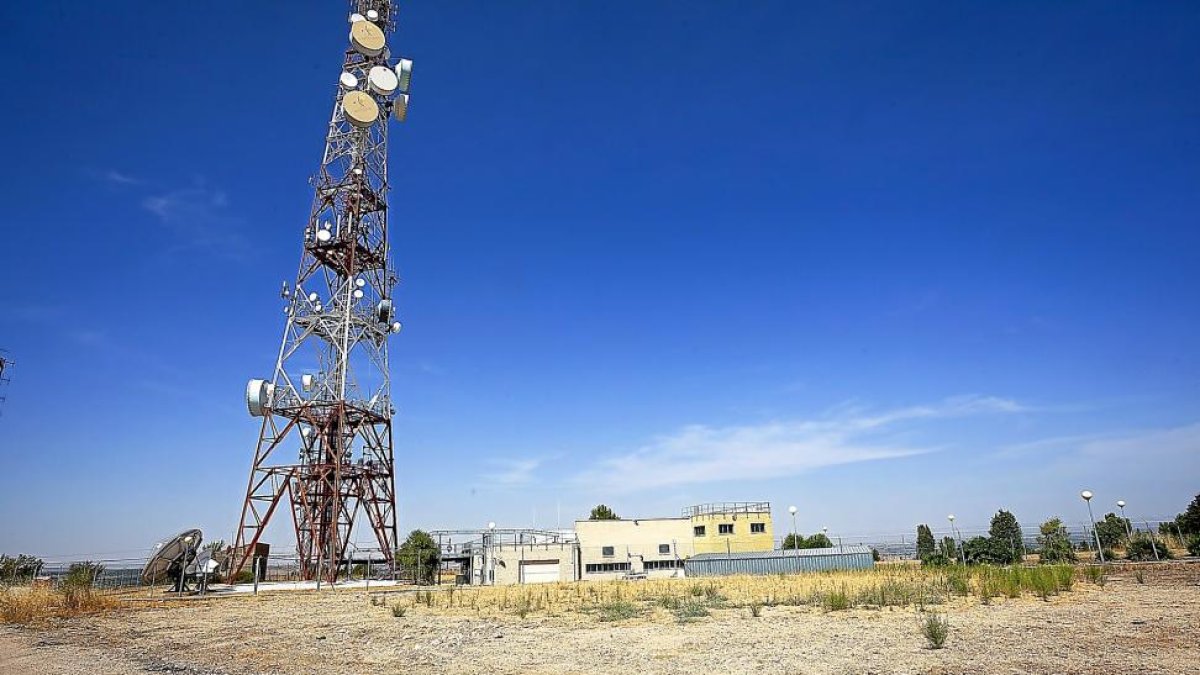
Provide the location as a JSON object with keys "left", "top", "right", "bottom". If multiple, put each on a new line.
{"left": 0, "top": 585, "right": 117, "bottom": 626}
{"left": 369, "top": 564, "right": 1091, "bottom": 622}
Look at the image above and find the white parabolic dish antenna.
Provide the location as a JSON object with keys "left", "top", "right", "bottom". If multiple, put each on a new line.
{"left": 140, "top": 528, "right": 202, "bottom": 585}
{"left": 246, "top": 378, "right": 274, "bottom": 417}
{"left": 368, "top": 66, "right": 398, "bottom": 96}
{"left": 350, "top": 20, "right": 385, "bottom": 57}
{"left": 339, "top": 71, "right": 358, "bottom": 89}
{"left": 343, "top": 90, "right": 379, "bottom": 128}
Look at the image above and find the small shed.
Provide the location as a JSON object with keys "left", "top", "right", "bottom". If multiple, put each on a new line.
{"left": 685, "top": 545, "right": 874, "bottom": 577}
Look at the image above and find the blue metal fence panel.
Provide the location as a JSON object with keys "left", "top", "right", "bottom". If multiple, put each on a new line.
{"left": 685, "top": 546, "right": 875, "bottom": 577}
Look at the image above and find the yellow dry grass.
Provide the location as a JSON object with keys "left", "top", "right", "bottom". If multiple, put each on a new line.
{"left": 0, "top": 585, "right": 118, "bottom": 626}
{"left": 379, "top": 564, "right": 1090, "bottom": 621}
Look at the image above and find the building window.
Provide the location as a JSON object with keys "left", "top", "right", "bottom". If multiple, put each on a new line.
{"left": 585, "top": 562, "right": 631, "bottom": 574}
{"left": 601, "top": 546, "right": 614, "bottom": 557}
{"left": 751, "top": 522, "right": 766, "bottom": 534}
{"left": 644, "top": 559, "right": 683, "bottom": 570}
{"left": 719, "top": 523, "right": 734, "bottom": 535}
{"left": 658, "top": 544, "right": 671, "bottom": 554}
{"left": 693, "top": 526, "right": 706, "bottom": 537}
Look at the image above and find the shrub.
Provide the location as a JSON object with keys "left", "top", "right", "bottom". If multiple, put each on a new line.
{"left": 1126, "top": 535, "right": 1172, "bottom": 561}
{"left": 920, "top": 613, "right": 949, "bottom": 649}
{"left": 1134, "top": 569, "right": 1145, "bottom": 585}
{"left": 871, "top": 548, "right": 882, "bottom": 562}
{"left": 597, "top": 600, "right": 642, "bottom": 622}
{"left": 1037, "top": 518, "right": 1077, "bottom": 563}
{"left": 749, "top": 601, "right": 763, "bottom": 617}
{"left": 822, "top": 588, "right": 851, "bottom": 611}
{"left": 391, "top": 603, "right": 406, "bottom": 617}
{"left": 1094, "top": 513, "right": 1132, "bottom": 550}
{"left": 1082, "top": 565, "right": 1107, "bottom": 587}
{"left": 0, "top": 555, "right": 44, "bottom": 584}
{"left": 674, "top": 599, "right": 710, "bottom": 621}
{"left": 1187, "top": 536, "right": 1200, "bottom": 557}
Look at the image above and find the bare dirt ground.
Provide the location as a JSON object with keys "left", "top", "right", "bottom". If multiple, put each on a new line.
{"left": 2, "top": 564, "right": 1198, "bottom": 675}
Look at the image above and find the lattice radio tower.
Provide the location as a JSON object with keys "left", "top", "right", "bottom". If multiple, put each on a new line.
{"left": 230, "top": 0, "right": 413, "bottom": 583}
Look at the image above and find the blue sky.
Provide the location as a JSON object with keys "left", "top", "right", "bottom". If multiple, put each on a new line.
{"left": 1, "top": 1, "right": 1198, "bottom": 559}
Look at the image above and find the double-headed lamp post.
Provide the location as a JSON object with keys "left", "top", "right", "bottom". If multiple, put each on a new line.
{"left": 1081, "top": 490, "right": 1104, "bottom": 562}
{"left": 788, "top": 505, "right": 798, "bottom": 557}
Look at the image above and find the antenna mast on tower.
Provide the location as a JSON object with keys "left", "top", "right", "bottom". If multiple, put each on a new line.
{"left": 230, "top": 0, "right": 413, "bottom": 583}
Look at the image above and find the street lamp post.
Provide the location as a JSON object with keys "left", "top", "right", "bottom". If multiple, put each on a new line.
{"left": 788, "top": 506, "right": 798, "bottom": 557}
{"left": 1116, "top": 500, "right": 1132, "bottom": 537}
{"left": 1081, "top": 491, "right": 1104, "bottom": 563}
{"left": 948, "top": 514, "right": 964, "bottom": 563}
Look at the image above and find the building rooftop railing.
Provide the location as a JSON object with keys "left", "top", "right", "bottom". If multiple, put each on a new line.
{"left": 683, "top": 502, "right": 772, "bottom": 517}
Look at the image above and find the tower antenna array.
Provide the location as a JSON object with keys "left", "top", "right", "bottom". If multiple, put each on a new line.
{"left": 229, "top": 1, "right": 413, "bottom": 584}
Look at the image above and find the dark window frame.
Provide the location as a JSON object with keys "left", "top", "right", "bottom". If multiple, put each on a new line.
{"left": 719, "top": 523, "right": 735, "bottom": 535}
{"left": 693, "top": 525, "right": 706, "bottom": 537}
{"left": 751, "top": 522, "right": 766, "bottom": 534}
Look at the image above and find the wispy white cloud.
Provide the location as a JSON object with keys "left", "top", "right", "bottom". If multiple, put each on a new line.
{"left": 484, "top": 457, "right": 546, "bottom": 486}
{"left": 995, "top": 421, "right": 1200, "bottom": 462}
{"left": 103, "top": 169, "right": 142, "bottom": 185}
{"left": 571, "top": 395, "right": 1026, "bottom": 493}
{"left": 141, "top": 181, "right": 249, "bottom": 261}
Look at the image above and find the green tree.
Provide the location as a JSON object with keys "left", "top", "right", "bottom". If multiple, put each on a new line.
{"left": 782, "top": 533, "right": 832, "bottom": 550}
{"left": 988, "top": 510, "right": 1023, "bottom": 564}
{"left": 1094, "top": 513, "right": 1131, "bottom": 550}
{"left": 916, "top": 524, "right": 936, "bottom": 561}
{"left": 396, "top": 530, "right": 439, "bottom": 585}
{"left": 941, "top": 536, "right": 958, "bottom": 562}
{"left": 1170, "top": 493, "right": 1200, "bottom": 535}
{"left": 961, "top": 536, "right": 997, "bottom": 565}
{"left": 589, "top": 504, "right": 620, "bottom": 520}
{"left": 1036, "top": 518, "right": 1076, "bottom": 563}
{"left": 804, "top": 533, "right": 833, "bottom": 549}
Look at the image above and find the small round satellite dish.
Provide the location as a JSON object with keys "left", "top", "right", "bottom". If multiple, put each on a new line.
{"left": 356, "top": 278, "right": 366, "bottom": 288}
{"left": 366, "top": 9, "right": 379, "bottom": 21}
{"left": 349, "top": 20, "right": 385, "bottom": 57}
{"left": 339, "top": 72, "right": 359, "bottom": 90}
{"left": 315, "top": 303, "right": 323, "bottom": 312}
{"left": 349, "top": 12, "right": 365, "bottom": 23}
{"left": 368, "top": 66, "right": 398, "bottom": 96}
{"left": 141, "top": 529, "right": 203, "bottom": 585}
{"left": 246, "top": 379, "right": 274, "bottom": 417}
{"left": 308, "top": 292, "right": 319, "bottom": 302}
{"left": 301, "top": 426, "right": 311, "bottom": 436}
{"left": 391, "top": 321, "right": 403, "bottom": 334}
{"left": 353, "top": 289, "right": 364, "bottom": 299}
{"left": 316, "top": 229, "right": 332, "bottom": 243}
{"left": 343, "top": 90, "right": 379, "bottom": 128}
{"left": 393, "top": 93, "right": 409, "bottom": 122}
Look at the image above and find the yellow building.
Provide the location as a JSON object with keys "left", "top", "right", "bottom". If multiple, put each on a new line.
{"left": 685, "top": 502, "right": 775, "bottom": 554}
